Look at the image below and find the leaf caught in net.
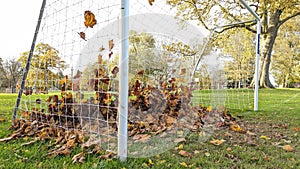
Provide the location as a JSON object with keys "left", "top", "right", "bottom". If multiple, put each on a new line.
{"left": 109, "top": 39, "right": 114, "bottom": 50}
{"left": 148, "top": 0, "right": 155, "bottom": 6}
{"left": 78, "top": 32, "right": 87, "bottom": 41}
{"left": 84, "top": 10, "right": 97, "bottom": 28}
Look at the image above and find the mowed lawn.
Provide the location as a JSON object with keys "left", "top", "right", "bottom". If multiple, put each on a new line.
{"left": 0, "top": 89, "right": 299, "bottom": 169}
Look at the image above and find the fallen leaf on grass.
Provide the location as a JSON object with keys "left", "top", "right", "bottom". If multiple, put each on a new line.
{"left": 230, "top": 124, "right": 244, "bottom": 133}
{"left": 204, "top": 152, "right": 210, "bottom": 157}
{"left": 0, "top": 117, "right": 5, "bottom": 122}
{"left": 178, "top": 150, "right": 192, "bottom": 157}
{"left": 147, "top": 159, "right": 154, "bottom": 167}
{"left": 21, "top": 139, "right": 38, "bottom": 146}
{"left": 282, "top": 145, "right": 294, "bottom": 152}
{"left": 174, "top": 138, "right": 186, "bottom": 143}
{"left": 293, "top": 127, "right": 299, "bottom": 132}
{"left": 226, "top": 147, "right": 232, "bottom": 151}
{"left": 178, "top": 144, "right": 184, "bottom": 150}
{"left": 260, "top": 135, "right": 271, "bottom": 140}
{"left": 179, "top": 162, "right": 188, "bottom": 167}
{"left": 100, "top": 151, "right": 115, "bottom": 160}
{"left": 210, "top": 139, "right": 226, "bottom": 146}
{"left": 0, "top": 136, "right": 13, "bottom": 142}
{"left": 72, "top": 152, "right": 85, "bottom": 164}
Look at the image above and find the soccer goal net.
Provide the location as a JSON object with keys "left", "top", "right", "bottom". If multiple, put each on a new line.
{"left": 11, "top": 0, "right": 255, "bottom": 161}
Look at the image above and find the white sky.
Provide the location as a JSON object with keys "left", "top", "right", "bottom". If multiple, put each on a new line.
{"left": 0, "top": 1, "right": 42, "bottom": 60}
{"left": 0, "top": 1, "right": 209, "bottom": 62}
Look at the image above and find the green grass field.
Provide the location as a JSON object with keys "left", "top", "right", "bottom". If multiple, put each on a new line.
{"left": 0, "top": 89, "right": 299, "bottom": 168}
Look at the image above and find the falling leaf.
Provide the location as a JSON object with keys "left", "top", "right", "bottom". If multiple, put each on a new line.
{"left": 178, "top": 150, "right": 192, "bottom": 157}
{"left": 230, "top": 124, "right": 244, "bottom": 133}
{"left": 282, "top": 145, "right": 294, "bottom": 152}
{"left": 108, "top": 51, "right": 113, "bottom": 59}
{"left": 109, "top": 39, "right": 114, "bottom": 50}
{"left": 148, "top": 0, "right": 155, "bottom": 6}
{"left": 99, "top": 46, "right": 105, "bottom": 52}
{"left": 98, "top": 54, "right": 103, "bottom": 64}
{"left": 179, "top": 162, "right": 188, "bottom": 168}
{"left": 84, "top": 10, "right": 97, "bottom": 28}
{"left": 78, "top": 32, "right": 87, "bottom": 41}
{"left": 260, "top": 135, "right": 271, "bottom": 140}
{"left": 210, "top": 139, "right": 226, "bottom": 146}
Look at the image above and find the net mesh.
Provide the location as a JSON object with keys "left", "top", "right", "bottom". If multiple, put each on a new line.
{"left": 16, "top": 0, "right": 253, "bottom": 157}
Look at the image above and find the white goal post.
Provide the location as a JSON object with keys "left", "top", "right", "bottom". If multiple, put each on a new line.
{"left": 239, "top": 0, "right": 261, "bottom": 111}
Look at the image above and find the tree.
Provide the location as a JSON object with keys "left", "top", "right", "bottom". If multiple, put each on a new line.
{"left": 0, "top": 57, "right": 23, "bottom": 92}
{"left": 167, "top": 0, "right": 300, "bottom": 88}
{"left": 18, "top": 43, "right": 67, "bottom": 92}
{"left": 129, "top": 31, "right": 169, "bottom": 84}
{"left": 221, "top": 29, "right": 256, "bottom": 88}
{"left": 271, "top": 16, "right": 300, "bottom": 87}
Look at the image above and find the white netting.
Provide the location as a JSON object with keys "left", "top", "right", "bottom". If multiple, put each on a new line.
{"left": 16, "top": 0, "right": 253, "bottom": 158}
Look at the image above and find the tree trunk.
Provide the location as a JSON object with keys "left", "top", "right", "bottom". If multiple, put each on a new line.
{"left": 252, "top": 10, "right": 282, "bottom": 88}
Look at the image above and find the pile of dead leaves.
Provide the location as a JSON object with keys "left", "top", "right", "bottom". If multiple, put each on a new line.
{"left": 0, "top": 55, "right": 241, "bottom": 164}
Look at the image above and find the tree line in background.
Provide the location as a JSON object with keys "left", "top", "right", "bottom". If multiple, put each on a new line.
{"left": 167, "top": 0, "right": 300, "bottom": 88}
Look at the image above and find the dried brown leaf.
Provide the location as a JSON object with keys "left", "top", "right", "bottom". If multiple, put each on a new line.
{"left": 148, "top": 0, "right": 155, "bottom": 6}
{"left": 230, "top": 124, "right": 244, "bottom": 133}
{"left": 174, "top": 138, "right": 186, "bottom": 143}
{"left": 210, "top": 139, "right": 226, "bottom": 146}
{"left": 100, "top": 151, "right": 114, "bottom": 160}
{"left": 111, "top": 66, "right": 119, "bottom": 75}
{"left": 84, "top": 10, "right": 97, "bottom": 28}
{"left": 99, "top": 46, "right": 105, "bottom": 52}
{"left": 78, "top": 32, "right": 87, "bottom": 41}
{"left": 282, "top": 145, "right": 294, "bottom": 152}
{"left": 109, "top": 39, "right": 114, "bottom": 50}
{"left": 72, "top": 152, "right": 85, "bottom": 164}
{"left": 98, "top": 54, "right": 103, "bottom": 64}
{"left": 0, "top": 136, "right": 13, "bottom": 142}
{"left": 178, "top": 150, "right": 192, "bottom": 157}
